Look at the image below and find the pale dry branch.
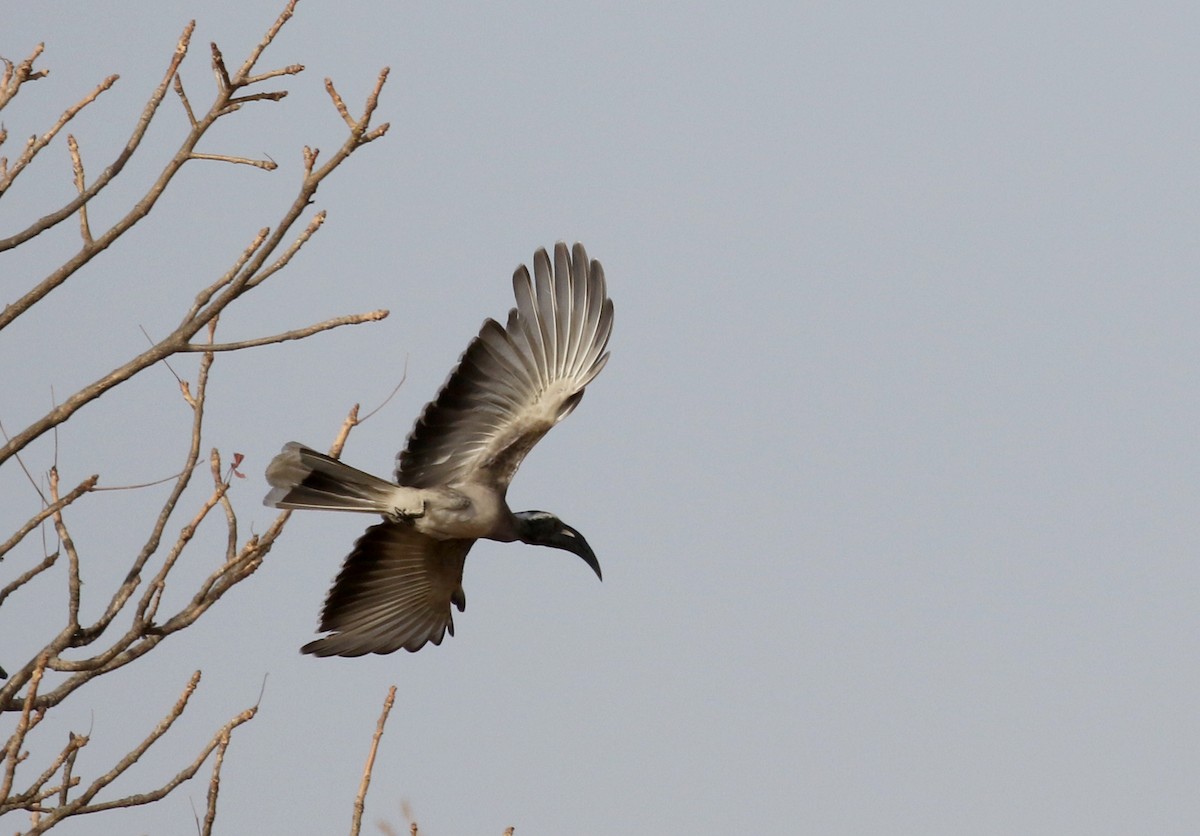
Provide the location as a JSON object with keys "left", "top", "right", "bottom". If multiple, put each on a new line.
{"left": 0, "top": 73, "right": 117, "bottom": 196}
{"left": 245, "top": 210, "right": 327, "bottom": 291}
{"left": 0, "top": 474, "right": 96, "bottom": 562}
{"left": 0, "top": 44, "right": 49, "bottom": 111}
{"left": 2, "top": 3, "right": 392, "bottom": 829}
{"left": 230, "top": 0, "right": 298, "bottom": 83}
{"left": 210, "top": 449, "right": 238, "bottom": 564}
{"left": 330, "top": 403, "right": 362, "bottom": 459}
{"left": 14, "top": 674, "right": 258, "bottom": 830}
{"left": 173, "top": 74, "right": 198, "bottom": 126}
{"left": 188, "top": 151, "right": 277, "bottom": 170}
{"left": 200, "top": 730, "right": 231, "bottom": 836}
{"left": 185, "top": 227, "right": 271, "bottom": 321}
{"left": 179, "top": 309, "right": 389, "bottom": 352}
{"left": 15, "top": 731, "right": 86, "bottom": 810}
{"left": 1, "top": 652, "right": 49, "bottom": 804}
{"left": 133, "top": 346, "right": 217, "bottom": 631}
{"left": 66, "top": 135, "right": 93, "bottom": 244}
{"left": 245, "top": 62, "right": 304, "bottom": 85}
{"left": 227, "top": 89, "right": 288, "bottom": 105}
{"left": 326, "top": 77, "right": 355, "bottom": 127}
{"left": 0, "top": 551, "right": 58, "bottom": 609}
{"left": 70, "top": 670, "right": 201, "bottom": 809}
{"left": 0, "top": 22, "right": 194, "bottom": 254}
{"left": 65, "top": 339, "right": 214, "bottom": 655}
{"left": 359, "top": 363, "right": 408, "bottom": 424}
{"left": 209, "top": 42, "right": 231, "bottom": 93}
{"left": 351, "top": 686, "right": 397, "bottom": 836}
{"left": 47, "top": 467, "right": 83, "bottom": 631}
{"left": 0, "top": 57, "right": 391, "bottom": 467}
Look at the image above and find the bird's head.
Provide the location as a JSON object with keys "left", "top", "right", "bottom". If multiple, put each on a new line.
{"left": 513, "top": 510, "right": 602, "bottom": 580}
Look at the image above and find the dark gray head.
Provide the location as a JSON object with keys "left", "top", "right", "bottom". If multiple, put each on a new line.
{"left": 513, "top": 510, "right": 602, "bottom": 580}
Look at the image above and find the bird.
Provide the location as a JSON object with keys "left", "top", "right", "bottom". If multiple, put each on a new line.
{"left": 264, "top": 242, "right": 614, "bottom": 656}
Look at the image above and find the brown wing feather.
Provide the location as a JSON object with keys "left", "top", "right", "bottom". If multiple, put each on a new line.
{"left": 301, "top": 523, "right": 474, "bottom": 656}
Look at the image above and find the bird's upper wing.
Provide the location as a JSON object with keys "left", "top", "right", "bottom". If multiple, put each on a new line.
{"left": 301, "top": 523, "right": 474, "bottom": 656}
{"left": 396, "top": 242, "right": 614, "bottom": 490}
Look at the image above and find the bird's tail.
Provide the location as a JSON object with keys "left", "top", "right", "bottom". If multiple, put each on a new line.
{"left": 264, "top": 442, "right": 411, "bottom": 516}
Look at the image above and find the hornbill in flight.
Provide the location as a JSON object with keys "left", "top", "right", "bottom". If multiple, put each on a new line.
{"left": 265, "top": 242, "right": 614, "bottom": 655}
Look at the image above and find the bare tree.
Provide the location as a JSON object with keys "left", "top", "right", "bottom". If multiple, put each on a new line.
{"left": 0, "top": 3, "right": 398, "bottom": 831}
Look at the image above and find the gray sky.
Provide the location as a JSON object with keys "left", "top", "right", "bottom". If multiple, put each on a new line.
{"left": 2, "top": 2, "right": 1197, "bottom": 833}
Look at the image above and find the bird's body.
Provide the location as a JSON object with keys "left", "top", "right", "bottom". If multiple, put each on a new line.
{"left": 265, "top": 242, "right": 613, "bottom": 656}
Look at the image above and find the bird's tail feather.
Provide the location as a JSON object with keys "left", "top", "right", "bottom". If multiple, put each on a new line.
{"left": 264, "top": 442, "right": 406, "bottom": 515}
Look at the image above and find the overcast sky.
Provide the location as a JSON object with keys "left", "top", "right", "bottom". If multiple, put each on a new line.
{"left": 2, "top": 2, "right": 1197, "bottom": 833}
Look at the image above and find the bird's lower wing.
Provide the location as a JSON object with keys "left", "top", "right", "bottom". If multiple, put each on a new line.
{"left": 301, "top": 523, "right": 474, "bottom": 656}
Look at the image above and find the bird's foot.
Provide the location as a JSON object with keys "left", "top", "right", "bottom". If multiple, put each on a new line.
{"left": 387, "top": 500, "right": 425, "bottom": 523}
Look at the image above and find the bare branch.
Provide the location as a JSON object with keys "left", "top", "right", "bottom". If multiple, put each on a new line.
{"left": 331, "top": 403, "right": 362, "bottom": 459}
{"left": 0, "top": 551, "right": 57, "bottom": 609}
{"left": 48, "top": 467, "right": 84, "bottom": 632}
{"left": 1, "top": 6, "right": 392, "bottom": 829}
{"left": 209, "top": 42, "right": 231, "bottom": 92}
{"left": 227, "top": 89, "right": 288, "bottom": 105}
{"left": 178, "top": 309, "right": 389, "bottom": 352}
{"left": 188, "top": 152, "right": 277, "bottom": 170}
{"left": 209, "top": 448, "right": 238, "bottom": 564}
{"left": 245, "top": 63, "right": 303, "bottom": 85}
{"left": 244, "top": 210, "right": 326, "bottom": 290}
{"left": 173, "top": 74, "right": 197, "bottom": 127}
{"left": 201, "top": 730, "right": 231, "bottom": 836}
{"left": 0, "top": 474, "right": 96, "bottom": 562}
{"left": 63, "top": 699, "right": 257, "bottom": 820}
{"left": 0, "top": 55, "right": 390, "bottom": 466}
{"left": 66, "top": 135, "right": 93, "bottom": 244}
{"left": 350, "top": 686, "right": 397, "bottom": 836}
{"left": 325, "top": 77, "right": 355, "bottom": 127}
{"left": 358, "top": 362, "right": 408, "bottom": 424}
{"left": 0, "top": 44, "right": 49, "bottom": 111}
{"left": 0, "top": 73, "right": 117, "bottom": 196}
{"left": 185, "top": 227, "right": 271, "bottom": 321}
{"left": 0, "top": 21, "right": 194, "bottom": 253}
{"left": 15, "top": 730, "right": 86, "bottom": 810}
{"left": 2, "top": 652, "right": 49, "bottom": 804}
{"left": 230, "top": 0, "right": 298, "bottom": 84}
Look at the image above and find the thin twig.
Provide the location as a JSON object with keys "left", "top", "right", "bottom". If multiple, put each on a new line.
{"left": 330, "top": 404, "right": 361, "bottom": 459}
{"left": 66, "top": 135, "right": 93, "bottom": 243}
{"left": 178, "top": 310, "right": 388, "bottom": 352}
{"left": 0, "top": 22, "right": 193, "bottom": 254}
{"left": 0, "top": 474, "right": 96, "bottom": 561}
{"left": 1, "top": 652, "right": 48, "bottom": 804}
{"left": 358, "top": 361, "right": 408, "bottom": 424}
{"left": 188, "top": 152, "right": 277, "bottom": 169}
{"left": 0, "top": 44, "right": 49, "bottom": 111}
{"left": 244, "top": 210, "right": 326, "bottom": 290}
{"left": 0, "top": 551, "right": 58, "bottom": 609}
{"left": 0, "top": 73, "right": 117, "bottom": 195}
{"left": 48, "top": 467, "right": 84, "bottom": 631}
{"left": 173, "top": 74, "right": 197, "bottom": 127}
{"left": 350, "top": 686, "right": 397, "bottom": 836}
{"left": 209, "top": 42, "right": 231, "bottom": 92}
{"left": 201, "top": 731, "right": 231, "bottom": 836}
{"left": 325, "top": 78, "right": 354, "bottom": 127}
{"left": 245, "top": 63, "right": 304, "bottom": 85}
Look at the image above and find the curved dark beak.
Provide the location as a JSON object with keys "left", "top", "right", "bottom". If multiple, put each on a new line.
{"left": 546, "top": 524, "right": 603, "bottom": 581}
